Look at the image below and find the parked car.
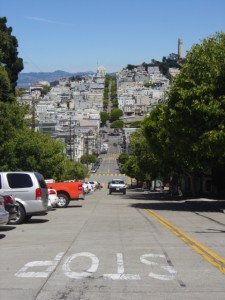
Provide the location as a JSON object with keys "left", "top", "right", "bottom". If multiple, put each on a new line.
{"left": 82, "top": 183, "right": 89, "bottom": 194}
{"left": 1, "top": 194, "right": 18, "bottom": 223}
{"left": 90, "top": 167, "right": 98, "bottom": 173}
{"left": 89, "top": 181, "right": 99, "bottom": 189}
{"left": 0, "top": 196, "right": 9, "bottom": 225}
{"left": 90, "top": 181, "right": 102, "bottom": 189}
{"left": 96, "top": 182, "right": 103, "bottom": 189}
{"left": 88, "top": 181, "right": 98, "bottom": 190}
{"left": 48, "top": 188, "right": 59, "bottom": 208}
{"left": 0, "top": 172, "right": 48, "bottom": 224}
{"left": 46, "top": 181, "right": 84, "bottom": 208}
{"left": 83, "top": 182, "right": 94, "bottom": 193}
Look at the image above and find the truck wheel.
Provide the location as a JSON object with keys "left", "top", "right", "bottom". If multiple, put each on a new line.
{"left": 8, "top": 204, "right": 26, "bottom": 225}
{"left": 56, "top": 194, "right": 70, "bottom": 208}
{"left": 123, "top": 190, "right": 126, "bottom": 195}
{"left": 109, "top": 189, "right": 112, "bottom": 194}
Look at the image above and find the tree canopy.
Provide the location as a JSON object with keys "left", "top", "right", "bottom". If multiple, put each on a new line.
{"left": 100, "top": 111, "right": 110, "bottom": 125}
{"left": 110, "top": 120, "right": 124, "bottom": 129}
{"left": 142, "top": 32, "right": 225, "bottom": 195}
{"left": 122, "top": 129, "right": 159, "bottom": 184}
{"left": 0, "top": 17, "right": 24, "bottom": 96}
{"left": 80, "top": 154, "right": 96, "bottom": 165}
{"left": 110, "top": 108, "right": 123, "bottom": 122}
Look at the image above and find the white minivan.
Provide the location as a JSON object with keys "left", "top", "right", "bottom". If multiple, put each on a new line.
{"left": 0, "top": 172, "right": 48, "bottom": 224}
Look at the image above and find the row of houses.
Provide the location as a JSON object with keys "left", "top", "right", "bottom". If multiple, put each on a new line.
{"left": 18, "top": 66, "right": 107, "bottom": 161}
{"left": 116, "top": 66, "right": 175, "bottom": 117}
{"left": 116, "top": 66, "right": 177, "bottom": 153}
{"left": 17, "top": 65, "right": 178, "bottom": 161}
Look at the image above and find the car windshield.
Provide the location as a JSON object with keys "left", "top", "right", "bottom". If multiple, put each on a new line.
{"left": 112, "top": 180, "right": 124, "bottom": 184}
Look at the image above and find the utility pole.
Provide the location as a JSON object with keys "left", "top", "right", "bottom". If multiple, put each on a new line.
{"left": 31, "top": 92, "right": 38, "bottom": 131}
{"left": 32, "top": 96, "right": 35, "bottom": 131}
{"left": 69, "top": 117, "right": 72, "bottom": 161}
{"left": 86, "top": 131, "right": 89, "bottom": 168}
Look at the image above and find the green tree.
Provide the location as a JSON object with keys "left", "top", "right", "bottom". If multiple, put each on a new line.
{"left": 117, "top": 153, "right": 129, "bottom": 165}
{"left": 111, "top": 78, "right": 117, "bottom": 100}
{"left": 0, "top": 101, "right": 88, "bottom": 181}
{"left": 169, "top": 33, "right": 225, "bottom": 187}
{"left": 126, "top": 64, "right": 137, "bottom": 70}
{"left": 60, "top": 160, "right": 88, "bottom": 181}
{"left": 110, "top": 108, "right": 123, "bottom": 122}
{"left": 103, "top": 99, "right": 108, "bottom": 109}
{"left": 0, "top": 65, "right": 12, "bottom": 102}
{"left": 0, "top": 17, "right": 24, "bottom": 96}
{"left": 100, "top": 111, "right": 110, "bottom": 125}
{"left": 41, "top": 85, "right": 51, "bottom": 96}
{"left": 144, "top": 32, "right": 225, "bottom": 195}
{"left": 143, "top": 103, "right": 172, "bottom": 179}
{"left": 122, "top": 156, "right": 140, "bottom": 180}
{"left": 122, "top": 129, "right": 159, "bottom": 186}
{"left": 80, "top": 154, "right": 96, "bottom": 166}
{"left": 1, "top": 127, "right": 67, "bottom": 178}
{"left": 110, "top": 120, "right": 124, "bottom": 129}
{"left": 0, "top": 101, "right": 28, "bottom": 146}
{"left": 129, "top": 120, "right": 142, "bottom": 128}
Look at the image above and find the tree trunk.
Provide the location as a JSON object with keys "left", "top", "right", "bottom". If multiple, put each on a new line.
{"left": 187, "top": 173, "right": 196, "bottom": 197}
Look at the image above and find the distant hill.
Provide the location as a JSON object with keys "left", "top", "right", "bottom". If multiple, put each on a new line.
{"left": 17, "top": 70, "right": 95, "bottom": 88}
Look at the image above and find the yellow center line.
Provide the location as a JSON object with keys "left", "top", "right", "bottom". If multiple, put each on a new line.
{"left": 145, "top": 209, "right": 225, "bottom": 275}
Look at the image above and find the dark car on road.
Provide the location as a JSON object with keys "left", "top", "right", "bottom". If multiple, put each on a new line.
{"left": 0, "top": 194, "right": 18, "bottom": 224}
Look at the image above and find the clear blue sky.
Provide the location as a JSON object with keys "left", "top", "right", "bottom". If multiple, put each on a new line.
{"left": 1, "top": 0, "right": 225, "bottom": 73}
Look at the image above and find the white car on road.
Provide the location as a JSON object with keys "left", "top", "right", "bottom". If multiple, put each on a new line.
{"left": 48, "top": 188, "right": 59, "bottom": 208}
{"left": 108, "top": 179, "right": 126, "bottom": 195}
{"left": 83, "top": 182, "right": 94, "bottom": 193}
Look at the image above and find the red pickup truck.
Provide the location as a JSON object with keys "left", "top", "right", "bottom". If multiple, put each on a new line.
{"left": 46, "top": 181, "right": 84, "bottom": 208}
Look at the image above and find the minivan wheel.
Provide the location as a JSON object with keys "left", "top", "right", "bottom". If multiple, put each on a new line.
{"left": 8, "top": 204, "right": 26, "bottom": 225}
{"left": 56, "top": 194, "right": 70, "bottom": 208}
{"left": 24, "top": 215, "right": 32, "bottom": 222}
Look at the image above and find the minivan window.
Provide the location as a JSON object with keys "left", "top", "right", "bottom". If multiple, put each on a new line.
{"left": 7, "top": 173, "right": 33, "bottom": 188}
{"left": 35, "top": 172, "right": 47, "bottom": 188}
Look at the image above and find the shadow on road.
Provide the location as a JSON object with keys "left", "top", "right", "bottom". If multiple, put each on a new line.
{"left": 126, "top": 190, "right": 225, "bottom": 213}
{"left": 66, "top": 205, "right": 83, "bottom": 208}
{"left": 25, "top": 218, "right": 49, "bottom": 224}
{"left": 0, "top": 225, "right": 16, "bottom": 231}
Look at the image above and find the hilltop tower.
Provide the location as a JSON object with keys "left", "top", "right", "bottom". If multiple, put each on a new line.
{"left": 95, "top": 65, "right": 106, "bottom": 84}
{"left": 96, "top": 65, "right": 106, "bottom": 77}
{"left": 178, "top": 38, "right": 183, "bottom": 60}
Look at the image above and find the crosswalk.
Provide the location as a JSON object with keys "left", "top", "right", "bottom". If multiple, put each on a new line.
{"left": 89, "top": 173, "right": 124, "bottom": 177}
{"left": 101, "top": 154, "right": 118, "bottom": 160}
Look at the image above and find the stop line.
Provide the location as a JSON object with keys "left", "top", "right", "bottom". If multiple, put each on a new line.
{"left": 15, "top": 252, "right": 176, "bottom": 281}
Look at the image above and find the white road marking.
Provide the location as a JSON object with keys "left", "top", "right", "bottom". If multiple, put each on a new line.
{"left": 103, "top": 253, "right": 141, "bottom": 280}
{"left": 62, "top": 252, "right": 99, "bottom": 279}
{"left": 14, "top": 252, "right": 177, "bottom": 281}
{"left": 15, "top": 252, "right": 64, "bottom": 278}
{"left": 140, "top": 254, "right": 176, "bottom": 280}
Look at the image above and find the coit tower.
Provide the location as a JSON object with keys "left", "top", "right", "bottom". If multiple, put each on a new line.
{"left": 178, "top": 38, "right": 183, "bottom": 59}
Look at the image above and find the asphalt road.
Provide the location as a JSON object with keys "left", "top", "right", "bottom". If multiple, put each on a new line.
{"left": 1, "top": 186, "right": 225, "bottom": 300}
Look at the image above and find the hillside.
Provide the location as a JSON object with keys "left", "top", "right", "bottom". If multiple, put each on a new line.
{"left": 17, "top": 70, "right": 94, "bottom": 88}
